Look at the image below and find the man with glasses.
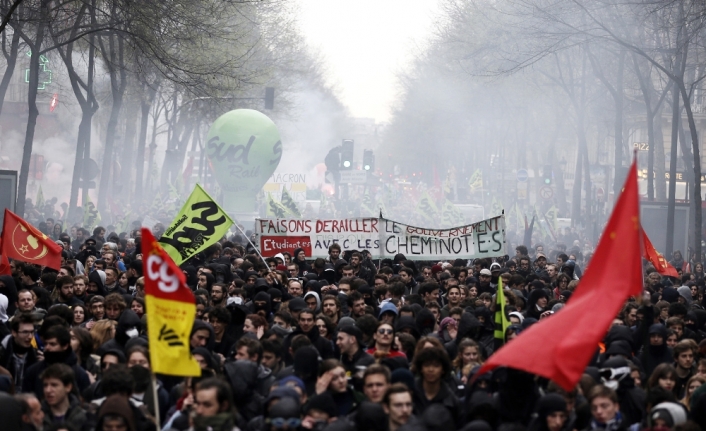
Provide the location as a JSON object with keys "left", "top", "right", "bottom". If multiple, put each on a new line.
{"left": 0, "top": 313, "right": 38, "bottom": 390}
{"left": 366, "top": 323, "right": 406, "bottom": 359}
{"left": 287, "top": 263, "right": 299, "bottom": 279}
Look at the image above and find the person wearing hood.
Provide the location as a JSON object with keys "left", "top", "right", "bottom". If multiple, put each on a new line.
{"left": 0, "top": 274, "right": 18, "bottom": 316}
{"left": 396, "top": 316, "right": 421, "bottom": 341}
{"left": 445, "top": 312, "right": 482, "bottom": 360}
{"left": 88, "top": 269, "right": 108, "bottom": 297}
{"left": 293, "top": 248, "right": 311, "bottom": 276}
{"left": 197, "top": 272, "right": 215, "bottom": 294}
{"left": 190, "top": 320, "right": 216, "bottom": 352}
{"left": 22, "top": 325, "right": 90, "bottom": 397}
{"left": 379, "top": 301, "right": 398, "bottom": 325}
{"left": 524, "top": 289, "right": 549, "bottom": 320}
{"left": 640, "top": 323, "right": 674, "bottom": 378}
{"left": 472, "top": 307, "right": 496, "bottom": 357}
{"left": 305, "top": 291, "right": 322, "bottom": 314}
{"left": 250, "top": 291, "right": 273, "bottom": 320}
{"left": 527, "top": 393, "right": 568, "bottom": 431}
{"left": 97, "top": 309, "right": 143, "bottom": 356}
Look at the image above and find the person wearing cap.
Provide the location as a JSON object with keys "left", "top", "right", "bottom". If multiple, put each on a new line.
{"left": 489, "top": 263, "right": 502, "bottom": 288}
{"left": 534, "top": 253, "right": 548, "bottom": 273}
{"left": 336, "top": 325, "right": 374, "bottom": 386}
{"left": 477, "top": 269, "right": 494, "bottom": 295}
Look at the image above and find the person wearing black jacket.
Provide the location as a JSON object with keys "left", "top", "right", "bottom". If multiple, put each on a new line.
{"left": 22, "top": 325, "right": 90, "bottom": 398}
{"left": 283, "top": 309, "right": 333, "bottom": 364}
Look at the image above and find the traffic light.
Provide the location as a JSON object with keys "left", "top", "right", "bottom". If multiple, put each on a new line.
{"left": 543, "top": 165, "right": 552, "bottom": 185}
{"left": 341, "top": 139, "right": 354, "bottom": 169}
{"left": 363, "top": 149, "right": 374, "bottom": 171}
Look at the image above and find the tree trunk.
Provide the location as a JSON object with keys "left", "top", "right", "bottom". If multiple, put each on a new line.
{"left": 97, "top": 34, "right": 127, "bottom": 213}
{"left": 666, "top": 85, "right": 680, "bottom": 257}
{"left": 120, "top": 97, "right": 138, "bottom": 202}
{"left": 614, "top": 50, "right": 625, "bottom": 198}
{"left": 0, "top": 30, "right": 21, "bottom": 117}
{"left": 679, "top": 82, "right": 703, "bottom": 264}
{"left": 16, "top": 0, "right": 48, "bottom": 217}
{"left": 572, "top": 147, "right": 583, "bottom": 225}
{"left": 654, "top": 104, "right": 667, "bottom": 201}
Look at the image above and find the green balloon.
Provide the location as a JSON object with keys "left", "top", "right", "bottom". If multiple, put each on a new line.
{"left": 205, "top": 109, "right": 282, "bottom": 213}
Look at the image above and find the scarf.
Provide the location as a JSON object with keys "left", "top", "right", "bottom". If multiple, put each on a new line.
{"left": 192, "top": 412, "right": 234, "bottom": 431}
{"left": 591, "top": 411, "right": 623, "bottom": 431}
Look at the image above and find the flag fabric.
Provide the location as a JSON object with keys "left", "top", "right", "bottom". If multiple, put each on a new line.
{"left": 158, "top": 184, "right": 234, "bottom": 266}
{"left": 36, "top": 186, "right": 44, "bottom": 209}
{"left": 361, "top": 191, "right": 375, "bottom": 216}
{"left": 280, "top": 187, "right": 302, "bottom": 218}
{"left": 415, "top": 191, "right": 439, "bottom": 224}
{"left": 642, "top": 229, "right": 679, "bottom": 278}
{"left": 82, "top": 195, "right": 101, "bottom": 230}
{"left": 441, "top": 199, "right": 465, "bottom": 228}
{"left": 476, "top": 159, "right": 642, "bottom": 391}
{"left": 493, "top": 277, "right": 510, "bottom": 350}
{"left": 266, "top": 193, "right": 288, "bottom": 218}
{"left": 0, "top": 239, "right": 11, "bottom": 276}
{"left": 468, "top": 169, "right": 483, "bottom": 192}
{"left": 523, "top": 214, "right": 535, "bottom": 248}
{"left": 490, "top": 198, "right": 503, "bottom": 217}
{"left": 142, "top": 228, "right": 201, "bottom": 377}
{"left": 1, "top": 209, "right": 62, "bottom": 270}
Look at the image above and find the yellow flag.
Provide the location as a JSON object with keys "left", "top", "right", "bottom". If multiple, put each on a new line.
{"left": 83, "top": 195, "right": 101, "bottom": 230}
{"left": 468, "top": 169, "right": 483, "bottom": 192}
{"left": 280, "top": 187, "right": 302, "bottom": 218}
{"left": 266, "top": 193, "right": 288, "bottom": 218}
{"left": 416, "top": 191, "right": 439, "bottom": 224}
{"left": 143, "top": 228, "right": 201, "bottom": 377}
{"left": 158, "top": 184, "right": 234, "bottom": 266}
{"left": 36, "top": 185, "right": 44, "bottom": 209}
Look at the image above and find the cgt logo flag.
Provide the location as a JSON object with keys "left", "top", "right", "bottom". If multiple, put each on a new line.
{"left": 1, "top": 209, "right": 62, "bottom": 270}
{"left": 142, "top": 228, "right": 201, "bottom": 377}
{"left": 158, "top": 184, "right": 233, "bottom": 266}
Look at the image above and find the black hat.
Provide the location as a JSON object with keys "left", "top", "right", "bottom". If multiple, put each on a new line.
{"left": 338, "top": 325, "right": 363, "bottom": 344}
{"left": 288, "top": 297, "right": 307, "bottom": 312}
{"left": 306, "top": 392, "right": 337, "bottom": 418}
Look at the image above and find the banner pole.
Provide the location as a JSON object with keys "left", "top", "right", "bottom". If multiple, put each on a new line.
{"left": 233, "top": 221, "right": 270, "bottom": 270}
{"left": 151, "top": 371, "right": 161, "bottom": 431}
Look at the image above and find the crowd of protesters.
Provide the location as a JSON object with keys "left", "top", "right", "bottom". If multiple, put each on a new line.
{"left": 1, "top": 217, "right": 706, "bottom": 431}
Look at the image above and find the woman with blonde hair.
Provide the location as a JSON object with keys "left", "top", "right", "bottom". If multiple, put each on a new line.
{"left": 90, "top": 319, "right": 115, "bottom": 351}
{"left": 681, "top": 374, "right": 706, "bottom": 410}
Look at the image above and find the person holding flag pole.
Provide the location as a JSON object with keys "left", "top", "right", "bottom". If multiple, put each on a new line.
{"left": 142, "top": 228, "right": 201, "bottom": 429}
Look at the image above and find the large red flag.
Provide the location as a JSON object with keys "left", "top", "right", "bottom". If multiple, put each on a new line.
{"left": 1, "top": 209, "right": 62, "bottom": 270}
{"left": 642, "top": 229, "right": 679, "bottom": 278}
{"left": 475, "top": 160, "right": 642, "bottom": 391}
{"left": 0, "top": 238, "right": 11, "bottom": 276}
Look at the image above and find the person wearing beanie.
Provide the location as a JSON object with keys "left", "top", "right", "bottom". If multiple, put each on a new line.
{"left": 650, "top": 402, "right": 688, "bottom": 428}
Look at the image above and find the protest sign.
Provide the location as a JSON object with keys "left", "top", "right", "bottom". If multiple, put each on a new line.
{"left": 255, "top": 215, "right": 506, "bottom": 260}
{"left": 379, "top": 216, "right": 506, "bottom": 260}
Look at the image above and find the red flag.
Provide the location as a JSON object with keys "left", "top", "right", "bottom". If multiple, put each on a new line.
{"left": 142, "top": 228, "right": 201, "bottom": 376}
{"left": 1, "top": 209, "right": 62, "bottom": 270}
{"left": 0, "top": 239, "right": 11, "bottom": 276}
{"left": 476, "top": 159, "right": 642, "bottom": 391}
{"left": 642, "top": 229, "right": 679, "bottom": 278}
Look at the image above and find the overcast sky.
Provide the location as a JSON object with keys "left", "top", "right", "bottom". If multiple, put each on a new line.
{"left": 297, "top": 0, "right": 441, "bottom": 123}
